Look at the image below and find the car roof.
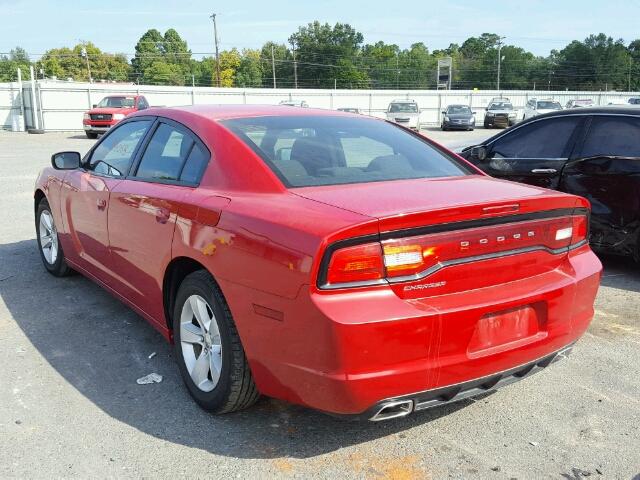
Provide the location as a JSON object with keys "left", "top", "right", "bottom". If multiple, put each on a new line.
{"left": 135, "top": 104, "right": 362, "bottom": 122}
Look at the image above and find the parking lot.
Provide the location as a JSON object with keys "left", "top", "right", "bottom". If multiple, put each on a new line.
{"left": 0, "top": 128, "right": 638, "bottom": 479}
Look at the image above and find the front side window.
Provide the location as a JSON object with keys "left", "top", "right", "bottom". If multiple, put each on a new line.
{"left": 89, "top": 120, "right": 151, "bottom": 176}
{"left": 490, "top": 117, "right": 581, "bottom": 159}
{"left": 223, "top": 115, "right": 470, "bottom": 187}
{"left": 581, "top": 116, "right": 640, "bottom": 158}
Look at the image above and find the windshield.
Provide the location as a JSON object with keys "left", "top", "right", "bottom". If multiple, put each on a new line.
{"left": 447, "top": 106, "right": 472, "bottom": 115}
{"left": 97, "top": 96, "right": 135, "bottom": 108}
{"left": 488, "top": 102, "right": 513, "bottom": 110}
{"left": 223, "top": 116, "right": 469, "bottom": 187}
{"left": 389, "top": 103, "right": 418, "bottom": 113}
{"left": 537, "top": 101, "right": 562, "bottom": 110}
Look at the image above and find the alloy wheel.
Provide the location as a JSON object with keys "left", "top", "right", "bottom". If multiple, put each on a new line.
{"left": 179, "top": 294, "right": 223, "bottom": 392}
{"left": 39, "top": 210, "right": 58, "bottom": 265}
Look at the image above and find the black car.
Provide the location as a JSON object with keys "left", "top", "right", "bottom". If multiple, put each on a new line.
{"left": 441, "top": 104, "right": 475, "bottom": 131}
{"left": 460, "top": 107, "right": 640, "bottom": 260}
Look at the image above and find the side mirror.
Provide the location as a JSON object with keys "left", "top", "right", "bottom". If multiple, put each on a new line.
{"left": 485, "top": 107, "right": 489, "bottom": 111}
{"left": 92, "top": 104, "right": 97, "bottom": 108}
{"left": 470, "top": 146, "right": 488, "bottom": 162}
{"left": 442, "top": 110, "right": 446, "bottom": 114}
{"left": 51, "top": 151, "right": 81, "bottom": 170}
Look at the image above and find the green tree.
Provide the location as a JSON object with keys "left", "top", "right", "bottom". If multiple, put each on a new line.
{"left": 132, "top": 29, "right": 164, "bottom": 81}
{"left": 144, "top": 61, "right": 185, "bottom": 85}
{"left": 289, "top": 22, "right": 368, "bottom": 88}
{"left": 235, "top": 49, "right": 263, "bottom": 87}
{"left": 260, "top": 42, "right": 292, "bottom": 87}
{"left": 0, "top": 47, "right": 31, "bottom": 82}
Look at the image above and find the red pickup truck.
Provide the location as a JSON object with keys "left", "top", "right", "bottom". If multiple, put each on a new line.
{"left": 82, "top": 95, "right": 149, "bottom": 138}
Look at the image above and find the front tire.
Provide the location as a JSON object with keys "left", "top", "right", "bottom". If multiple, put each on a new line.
{"left": 36, "top": 199, "right": 72, "bottom": 277}
{"left": 173, "top": 270, "right": 259, "bottom": 414}
{"left": 85, "top": 132, "right": 98, "bottom": 139}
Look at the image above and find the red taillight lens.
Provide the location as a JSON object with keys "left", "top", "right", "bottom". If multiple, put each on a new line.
{"left": 571, "top": 215, "right": 589, "bottom": 244}
{"left": 321, "top": 214, "right": 589, "bottom": 288}
{"left": 326, "top": 242, "right": 385, "bottom": 285}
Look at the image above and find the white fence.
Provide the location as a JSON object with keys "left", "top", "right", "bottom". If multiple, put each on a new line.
{"left": 2, "top": 80, "right": 639, "bottom": 132}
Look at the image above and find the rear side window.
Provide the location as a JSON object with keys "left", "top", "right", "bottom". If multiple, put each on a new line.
{"left": 222, "top": 115, "right": 469, "bottom": 187}
{"left": 180, "top": 144, "right": 209, "bottom": 184}
{"left": 89, "top": 120, "right": 151, "bottom": 176}
{"left": 581, "top": 116, "right": 640, "bottom": 158}
{"left": 491, "top": 117, "right": 581, "bottom": 159}
{"left": 136, "top": 123, "right": 192, "bottom": 181}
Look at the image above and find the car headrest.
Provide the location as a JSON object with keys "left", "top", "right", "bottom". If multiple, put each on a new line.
{"left": 290, "top": 137, "right": 333, "bottom": 176}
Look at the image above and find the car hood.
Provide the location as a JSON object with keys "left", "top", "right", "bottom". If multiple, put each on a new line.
{"left": 387, "top": 112, "right": 419, "bottom": 117}
{"left": 86, "top": 107, "right": 135, "bottom": 115}
{"left": 536, "top": 108, "right": 561, "bottom": 115}
{"left": 293, "top": 175, "right": 582, "bottom": 232}
{"left": 487, "top": 109, "right": 513, "bottom": 114}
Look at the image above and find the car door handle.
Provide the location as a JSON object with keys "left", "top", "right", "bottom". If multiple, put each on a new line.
{"left": 531, "top": 168, "right": 557, "bottom": 174}
{"left": 97, "top": 198, "right": 107, "bottom": 210}
{"left": 155, "top": 207, "right": 170, "bottom": 224}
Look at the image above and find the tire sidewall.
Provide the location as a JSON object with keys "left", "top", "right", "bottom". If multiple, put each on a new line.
{"left": 172, "top": 275, "right": 236, "bottom": 412}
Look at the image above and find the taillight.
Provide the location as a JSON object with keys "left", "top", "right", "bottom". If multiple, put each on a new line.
{"left": 571, "top": 214, "right": 589, "bottom": 244}
{"left": 326, "top": 242, "right": 385, "bottom": 285}
{"left": 321, "top": 214, "right": 589, "bottom": 289}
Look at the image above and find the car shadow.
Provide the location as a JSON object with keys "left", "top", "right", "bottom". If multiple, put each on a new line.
{"left": 66, "top": 133, "right": 94, "bottom": 140}
{"left": 0, "top": 238, "right": 480, "bottom": 460}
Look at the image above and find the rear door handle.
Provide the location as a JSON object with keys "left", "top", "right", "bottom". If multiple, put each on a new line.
{"left": 531, "top": 168, "right": 557, "bottom": 174}
{"left": 97, "top": 198, "right": 107, "bottom": 210}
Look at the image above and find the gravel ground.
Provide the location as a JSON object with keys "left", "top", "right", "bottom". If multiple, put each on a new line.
{"left": 0, "top": 129, "right": 638, "bottom": 479}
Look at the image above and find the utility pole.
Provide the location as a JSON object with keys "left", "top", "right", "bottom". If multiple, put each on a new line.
{"left": 629, "top": 57, "right": 632, "bottom": 91}
{"left": 271, "top": 45, "right": 277, "bottom": 88}
{"left": 210, "top": 13, "right": 221, "bottom": 87}
{"left": 396, "top": 53, "right": 400, "bottom": 89}
{"left": 496, "top": 36, "right": 506, "bottom": 91}
{"left": 81, "top": 46, "right": 92, "bottom": 83}
{"left": 290, "top": 38, "right": 298, "bottom": 89}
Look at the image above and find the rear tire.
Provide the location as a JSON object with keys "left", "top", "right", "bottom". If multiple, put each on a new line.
{"left": 173, "top": 270, "right": 259, "bottom": 414}
{"left": 36, "top": 199, "right": 72, "bottom": 277}
{"left": 85, "top": 132, "right": 98, "bottom": 139}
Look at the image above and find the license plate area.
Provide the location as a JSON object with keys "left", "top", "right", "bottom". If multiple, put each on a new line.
{"left": 467, "top": 303, "right": 548, "bottom": 359}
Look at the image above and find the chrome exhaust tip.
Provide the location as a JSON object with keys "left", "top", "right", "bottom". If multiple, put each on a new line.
{"left": 370, "top": 400, "right": 413, "bottom": 421}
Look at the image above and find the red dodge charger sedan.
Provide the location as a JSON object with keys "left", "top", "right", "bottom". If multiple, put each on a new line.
{"left": 35, "top": 105, "right": 602, "bottom": 420}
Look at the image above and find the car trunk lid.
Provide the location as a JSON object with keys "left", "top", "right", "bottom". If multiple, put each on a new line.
{"left": 300, "top": 176, "right": 588, "bottom": 298}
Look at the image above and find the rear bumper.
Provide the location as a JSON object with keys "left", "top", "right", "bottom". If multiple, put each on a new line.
{"left": 233, "top": 245, "right": 601, "bottom": 417}
{"left": 352, "top": 343, "right": 573, "bottom": 421}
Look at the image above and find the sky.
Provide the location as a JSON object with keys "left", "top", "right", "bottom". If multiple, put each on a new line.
{"left": 1, "top": 0, "right": 639, "bottom": 59}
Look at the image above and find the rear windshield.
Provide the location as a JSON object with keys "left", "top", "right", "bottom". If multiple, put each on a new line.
{"left": 222, "top": 116, "right": 469, "bottom": 187}
{"left": 97, "top": 96, "right": 135, "bottom": 108}
{"left": 389, "top": 103, "right": 418, "bottom": 113}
